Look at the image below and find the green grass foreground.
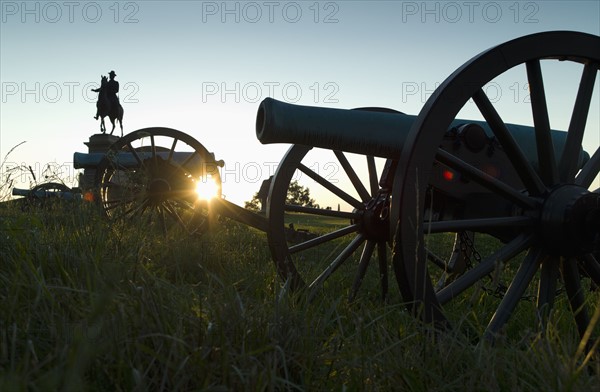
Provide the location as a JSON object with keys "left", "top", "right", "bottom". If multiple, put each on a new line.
{"left": 0, "top": 201, "right": 598, "bottom": 391}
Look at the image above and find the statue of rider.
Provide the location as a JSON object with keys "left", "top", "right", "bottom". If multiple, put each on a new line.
{"left": 92, "top": 70, "right": 120, "bottom": 120}
{"left": 106, "top": 70, "right": 119, "bottom": 106}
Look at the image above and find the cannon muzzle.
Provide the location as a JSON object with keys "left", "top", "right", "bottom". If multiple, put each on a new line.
{"left": 256, "top": 98, "right": 588, "bottom": 167}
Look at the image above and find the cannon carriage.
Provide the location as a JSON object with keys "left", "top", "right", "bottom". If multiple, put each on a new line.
{"left": 67, "top": 31, "right": 598, "bottom": 343}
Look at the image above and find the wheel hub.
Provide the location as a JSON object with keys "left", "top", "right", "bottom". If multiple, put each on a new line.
{"left": 540, "top": 185, "right": 600, "bottom": 256}
{"left": 147, "top": 178, "right": 171, "bottom": 202}
{"left": 356, "top": 193, "right": 390, "bottom": 241}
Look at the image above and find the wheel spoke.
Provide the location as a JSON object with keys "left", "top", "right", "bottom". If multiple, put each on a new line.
{"left": 367, "top": 156, "right": 379, "bottom": 195}
{"left": 100, "top": 179, "right": 125, "bottom": 190}
{"left": 308, "top": 234, "right": 365, "bottom": 299}
{"left": 472, "top": 88, "right": 546, "bottom": 196}
{"left": 435, "top": 232, "right": 470, "bottom": 281}
{"left": 167, "top": 138, "right": 178, "bottom": 163}
{"left": 334, "top": 150, "right": 371, "bottom": 202}
{"left": 298, "top": 163, "right": 363, "bottom": 209}
{"left": 284, "top": 204, "right": 358, "bottom": 220}
{"left": 140, "top": 204, "right": 156, "bottom": 228}
{"left": 424, "top": 216, "right": 533, "bottom": 233}
{"left": 581, "top": 253, "right": 600, "bottom": 285}
{"left": 436, "top": 149, "right": 537, "bottom": 209}
{"left": 483, "top": 247, "right": 544, "bottom": 340}
{"left": 103, "top": 196, "right": 140, "bottom": 211}
{"left": 575, "top": 147, "right": 600, "bottom": 188}
{"left": 526, "top": 60, "right": 558, "bottom": 185}
{"left": 559, "top": 63, "right": 597, "bottom": 182}
{"left": 427, "top": 249, "right": 451, "bottom": 271}
{"left": 349, "top": 240, "right": 376, "bottom": 301}
{"left": 288, "top": 224, "right": 360, "bottom": 254}
{"left": 437, "top": 233, "right": 532, "bottom": 304}
{"left": 150, "top": 134, "right": 158, "bottom": 167}
{"left": 536, "top": 255, "right": 560, "bottom": 330}
{"left": 163, "top": 200, "right": 189, "bottom": 231}
{"left": 377, "top": 241, "right": 389, "bottom": 301}
{"left": 562, "top": 257, "right": 591, "bottom": 338}
{"left": 126, "top": 142, "right": 146, "bottom": 169}
{"left": 113, "top": 197, "right": 150, "bottom": 220}
{"left": 158, "top": 204, "right": 168, "bottom": 236}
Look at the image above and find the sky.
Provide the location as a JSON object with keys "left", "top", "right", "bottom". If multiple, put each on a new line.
{"left": 1, "top": 0, "right": 599, "bottom": 206}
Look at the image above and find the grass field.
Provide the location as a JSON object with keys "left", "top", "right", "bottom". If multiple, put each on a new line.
{"left": 0, "top": 200, "right": 598, "bottom": 391}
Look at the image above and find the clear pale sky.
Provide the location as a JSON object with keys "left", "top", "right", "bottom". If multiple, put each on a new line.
{"left": 1, "top": 0, "right": 599, "bottom": 205}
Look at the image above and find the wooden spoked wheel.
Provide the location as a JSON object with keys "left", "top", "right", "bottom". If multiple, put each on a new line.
{"left": 267, "top": 144, "right": 394, "bottom": 301}
{"left": 95, "top": 127, "right": 222, "bottom": 236}
{"left": 392, "top": 31, "right": 600, "bottom": 342}
{"left": 266, "top": 109, "right": 472, "bottom": 301}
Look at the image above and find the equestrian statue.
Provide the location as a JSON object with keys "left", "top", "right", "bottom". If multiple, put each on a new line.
{"left": 92, "top": 70, "right": 124, "bottom": 136}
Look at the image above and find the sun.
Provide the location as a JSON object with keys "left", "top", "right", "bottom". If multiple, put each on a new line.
{"left": 195, "top": 175, "right": 220, "bottom": 200}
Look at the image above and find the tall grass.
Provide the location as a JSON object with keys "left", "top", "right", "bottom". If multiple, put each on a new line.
{"left": 0, "top": 201, "right": 598, "bottom": 391}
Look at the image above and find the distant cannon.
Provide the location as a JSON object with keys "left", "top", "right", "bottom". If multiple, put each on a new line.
{"left": 12, "top": 182, "right": 82, "bottom": 207}
{"left": 73, "top": 127, "right": 266, "bottom": 236}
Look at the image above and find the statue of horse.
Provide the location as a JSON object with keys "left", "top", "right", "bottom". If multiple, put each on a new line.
{"left": 95, "top": 75, "right": 124, "bottom": 136}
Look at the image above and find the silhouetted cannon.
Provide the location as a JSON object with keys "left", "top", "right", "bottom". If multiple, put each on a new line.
{"left": 254, "top": 31, "right": 600, "bottom": 344}
{"left": 255, "top": 95, "right": 593, "bottom": 301}
{"left": 73, "top": 127, "right": 265, "bottom": 236}
{"left": 12, "top": 182, "right": 81, "bottom": 206}
{"left": 12, "top": 187, "right": 79, "bottom": 200}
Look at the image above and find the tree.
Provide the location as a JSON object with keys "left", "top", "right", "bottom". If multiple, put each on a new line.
{"left": 286, "top": 180, "right": 319, "bottom": 208}
{"left": 244, "top": 195, "right": 261, "bottom": 211}
{"left": 245, "top": 180, "right": 319, "bottom": 211}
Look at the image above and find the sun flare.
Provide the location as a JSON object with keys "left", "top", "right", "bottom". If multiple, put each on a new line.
{"left": 195, "top": 176, "right": 220, "bottom": 200}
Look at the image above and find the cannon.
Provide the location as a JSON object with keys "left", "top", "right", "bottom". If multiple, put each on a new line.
{"left": 73, "top": 127, "right": 267, "bottom": 236}
{"left": 255, "top": 30, "right": 600, "bottom": 343}
{"left": 12, "top": 182, "right": 82, "bottom": 207}
{"left": 255, "top": 98, "right": 589, "bottom": 291}
{"left": 72, "top": 31, "right": 598, "bottom": 344}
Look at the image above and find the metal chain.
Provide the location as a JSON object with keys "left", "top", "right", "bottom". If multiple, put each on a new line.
{"left": 459, "top": 231, "right": 481, "bottom": 270}
{"left": 459, "top": 232, "right": 539, "bottom": 302}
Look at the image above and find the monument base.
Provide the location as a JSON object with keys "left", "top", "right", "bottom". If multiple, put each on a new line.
{"left": 85, "top": 133, "right": 120, "bottom": 153}
{"left": 79, "top": 133, "right": 120, "bottom": 191}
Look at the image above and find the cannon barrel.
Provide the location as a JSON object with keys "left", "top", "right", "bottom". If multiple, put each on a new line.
{"left": 73, "top": 151, "right": 225, "bottom": 170}
{"left": 256, "top": 98, "right": 588, "bottom": 166}
{"left": 12, "top": 187, "right": 79, "bottom": 200}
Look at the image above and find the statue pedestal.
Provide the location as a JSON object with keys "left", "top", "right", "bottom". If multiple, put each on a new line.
{"left": 85, "top": 133, "right": 120, "bottom": 153}
{"left": 79, "top": 133, "right": 120, "bottom": 191}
